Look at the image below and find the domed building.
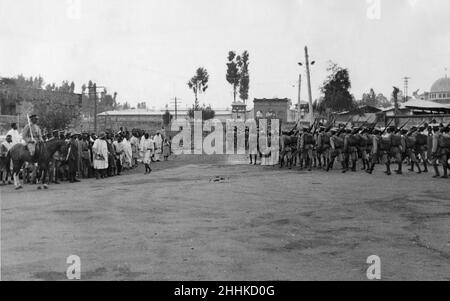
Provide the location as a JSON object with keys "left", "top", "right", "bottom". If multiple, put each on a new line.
{"left": 428, "top": 76, "right": 450, "bottom": 104}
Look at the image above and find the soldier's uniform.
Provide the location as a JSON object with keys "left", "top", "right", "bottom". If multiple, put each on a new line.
{"left": 328, "top": 129, "right": 345, "bottom": 172}
{"left": 431, "top": 126, "right": 442, "bottom": 178}
{"left": 359, "top": 129, "right": 371, "bottom": 171}
{"left": 301, "top": 129, "right": 314, "bottom": 171}
{"left": 367, "top": 128, "right": 381, "bottom": 174}
{"left": 390, "top": 127, "right": 405, "bottom": 174}
{"left": 317, "top": 128, "right": 331, "bottom": 170}
{"left": 343, "top": 129, "right": 358, "bottom": 172}
{"left": 415, "top": 127, "right": 429, "bottom": 172}
{"left": 437, "top": 128, "right": 450, "bottom": 178}
{"left": 21, "top": 115, "right": 43, "bottom": 156}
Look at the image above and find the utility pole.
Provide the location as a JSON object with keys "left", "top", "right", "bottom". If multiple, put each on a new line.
{"left": 93, "top": 83, "right": 98, "bottom": 133}
{"left": 304, "top": 46, "right": 314, "bottom": 125}
{"left": 88, "top": 83, "right": 98, "bottom": 133}
{"left": 297, "top": 74, "right": 302, "bottom": 124}
{"left": 403, "top": 76, "right": 410, "bottom": 102}
{"left": 170, "top": 97, "right": 182, "bottom": 120}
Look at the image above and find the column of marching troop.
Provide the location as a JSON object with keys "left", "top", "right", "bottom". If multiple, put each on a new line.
{"left": 277, "top": 121, "right": 450, "bottom": 179}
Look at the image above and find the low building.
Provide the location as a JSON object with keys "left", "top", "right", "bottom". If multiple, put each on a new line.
{"left": 253, "top": 98, "right": 291, "bottom": 124}
{"left": 97, "top": 106, "right": 254, "bottom": 132}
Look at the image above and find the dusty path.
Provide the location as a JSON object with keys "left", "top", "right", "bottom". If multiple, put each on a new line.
{"left": 1, "top": 158, "right": 449, "bottom": 280}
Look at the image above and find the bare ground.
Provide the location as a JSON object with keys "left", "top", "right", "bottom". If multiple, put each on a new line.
{"left": 1, "top": 156, "right": 449, "bottom": 281}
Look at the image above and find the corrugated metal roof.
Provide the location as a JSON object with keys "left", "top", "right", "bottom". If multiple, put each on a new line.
{"left": 381, "top": 99, "right": 450, "bottom": 112}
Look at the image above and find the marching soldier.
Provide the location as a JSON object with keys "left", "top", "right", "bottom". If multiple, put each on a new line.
{"left": 439, "top": 126, "right": 450, "bottom": 179}
{"left": 328, "top": 128, "right": 346, "bottom": 172}
{"left": 389, "top": 126, "right": 405, "bottom": 174}
{"left": 367, "top": 127, "right": 381, "bottom": 174}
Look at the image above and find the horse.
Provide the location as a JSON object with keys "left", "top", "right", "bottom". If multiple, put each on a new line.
{"left": 6, "top": 140, "right": 68, "bottom": 190}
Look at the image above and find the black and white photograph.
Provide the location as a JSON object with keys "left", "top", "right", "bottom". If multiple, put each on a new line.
{"left": 0, "top": 0, "right": 449, "bottom": 286}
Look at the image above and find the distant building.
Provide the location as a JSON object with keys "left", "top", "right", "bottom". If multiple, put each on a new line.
{"left": 426, "top": 76, "right": 450, "bottom": 104}
{"left": 253, "top": 98, "right": 291, "bottom": 124}
{"left": 231, "top": 101, "right": 247, "bottom": 120}
{"left": 97, "top": 106, "right": 254, "bottom": 132}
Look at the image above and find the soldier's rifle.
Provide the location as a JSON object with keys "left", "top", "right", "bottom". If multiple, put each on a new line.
{"left": 406, "top": 120, "right": 427, "bottom": 136}
{"left": 337, "top": 117, "right": 353, "bottom": 136}
{"left": 26, "top": 114, "right": 35, "bottom": 142}
{"left": 323, "top": 116, "right": 336, "bottom": 133}
{"left": 380, "top": 119, "right": 395, "bottom": 136}
{"left": 394, "top": 119, "right": 411, "bottom": 134}
{"left": 307, "top": 118, "right": 319, "bottom": 133}
{"left": 353, "top": 121, "right": 369, "bottom": 134}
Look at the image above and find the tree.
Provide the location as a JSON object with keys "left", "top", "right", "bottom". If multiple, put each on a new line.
{"left": 226, "top": 51, "right": 250, "bottom": 104}
{"left": 376, "top": 93, "right": 392, "bottom": 108}
{"left": 188, "top": 104, "right": 215, "bottom": 121}
{"left": 33, "top": 100, "right": 80, "bottom": 131}
{"left": 226, "top": 51, "right": 240, "bottom": 103}
{"left": 320, "top": 62, "right": 356, "bottom": 112}
{"left": 361, "top": 88, "right": 378, "bottom": 107}
{"left": 238, "top": 51, "right": 250, "bottom": 103}
{"left": 187, "top": 67, "right": 209, "bottom": 108}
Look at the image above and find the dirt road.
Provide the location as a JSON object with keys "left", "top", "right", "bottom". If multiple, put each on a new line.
{"left": 1, "top": 157, "right": 449, "bottom": 280}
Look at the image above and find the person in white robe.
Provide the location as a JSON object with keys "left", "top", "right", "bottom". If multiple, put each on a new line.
{"left": 6, "top": 123, "right": 23, "bottom": 146}
{"left": 122, "top": 137, "right": 133, "bottom": 169}
{"left": 141, "top": 133, "right": 154, "bottom": 174}
{"left": 130, "top": 133, "right": 140, "bottom": 167}
{"left": 153, "top": 131, "right": 163, "bottom": 162}
{"left": 92, "top": 133, "right": 109, "bottom": 178}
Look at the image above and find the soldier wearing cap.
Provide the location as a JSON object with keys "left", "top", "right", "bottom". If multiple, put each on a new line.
{"left": 367, "top": 127, "right": 381, "bottom": 174}
{"left": 437, "top": 125, "right": 450, "bottom": 179}
{"left": 21, "top": 114, "right": 43, "bottom": 156}
{"left": 430, "top": 124, "right": 449, "bottom": 179}
{"left": 328, "top": 127, "right": 346, "bottom": 172}
{"left": 316, "top": 126, "right": 330, "bottom": 170}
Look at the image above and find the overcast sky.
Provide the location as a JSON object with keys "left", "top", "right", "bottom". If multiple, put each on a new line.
{"left": 1, "top": 0, "right": 449, "bottom": 109}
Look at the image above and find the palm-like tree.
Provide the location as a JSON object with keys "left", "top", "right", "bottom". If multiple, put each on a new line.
{"left": 188, "top": 67, "right": 209, "bottom": 109}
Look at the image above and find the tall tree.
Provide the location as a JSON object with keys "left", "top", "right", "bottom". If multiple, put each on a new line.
{"left": 187, "top": 67, "right": 209, "bottom": 108}
{"left": 361, "top": 88, "right": 378, "bottom": 107}
{"left": 320, "top": 62, "right": 355, "bottom": 112}
{"left": 226, "top": 51, "right": 240, "bottom": 103}
{"left": 238, "top": 51, "right": 250, "bottom": 103}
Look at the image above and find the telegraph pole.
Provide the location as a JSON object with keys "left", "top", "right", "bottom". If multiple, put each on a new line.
{"left": 93, "top": 83, "right": 98, "bottom": 133}
{"left": 297, "top": 74, "right": 302, "bottom": 124}
{"left": 170, "top": 97, "right": 182, "bottom": 120}
{"left": 403, "top": 76, "right": 410, "bottom": 102}
{"left": 305, "top": 46, "right": 314, "bottom": 125}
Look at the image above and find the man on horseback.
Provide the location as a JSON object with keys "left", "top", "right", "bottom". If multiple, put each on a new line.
{"left": 21, "top": 114, "right": 43, "bottom": 157}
